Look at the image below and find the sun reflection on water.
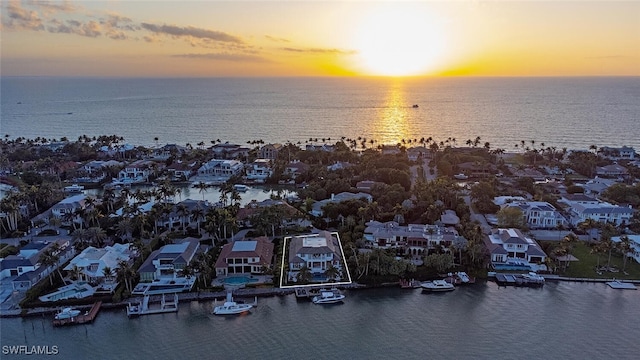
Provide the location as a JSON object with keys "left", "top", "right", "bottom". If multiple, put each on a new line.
{"left": 373, "top": 83, "right": 418, "bottom": 146}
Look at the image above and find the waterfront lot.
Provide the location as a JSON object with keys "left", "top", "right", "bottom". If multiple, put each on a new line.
{"left": 543, "top": 241, "right": 640, "bottom": 279}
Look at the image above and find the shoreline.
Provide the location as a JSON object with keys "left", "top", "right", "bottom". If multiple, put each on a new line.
{"left": 2, "top": 276, "right": 637, "bottom": 319}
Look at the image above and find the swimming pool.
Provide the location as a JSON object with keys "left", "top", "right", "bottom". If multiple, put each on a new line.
{"left": 223, "top": 276, "right": 260, "bottom": 285}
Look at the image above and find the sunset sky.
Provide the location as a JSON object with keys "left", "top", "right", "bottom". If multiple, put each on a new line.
{"left": 1, "top": 0, "right": 639, "bottom": 77}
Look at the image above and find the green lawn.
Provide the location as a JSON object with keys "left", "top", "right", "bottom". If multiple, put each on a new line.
{"left": 544, "top": 241, "right": 640, "bottom": 279}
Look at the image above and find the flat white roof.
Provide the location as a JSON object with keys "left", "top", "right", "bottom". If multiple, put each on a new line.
{"left": 232, "top": 240, "right": 257, "bottom": 252}
{"left": 302, "top": 237, "right": 327, "bottom": 247}
{"left": 161, "top": 243, "right": 189, "bottom": 254}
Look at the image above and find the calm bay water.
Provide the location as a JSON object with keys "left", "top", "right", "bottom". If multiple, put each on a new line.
{"left": 1, "top": 283, "right": 639, "bottom": 359}
{"left": 2, "top": 77, "right": 640, "bottom": 358}
{"left": 1, "top": 77, "right": 639, "bottom": 151}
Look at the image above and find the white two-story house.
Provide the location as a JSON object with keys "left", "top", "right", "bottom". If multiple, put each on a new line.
{"left": 484, "top": 228, "right": 547, "bottom": 265}
{"left": 287, "top": 232, "right": 345, "bottom": 282}
{"left": 197, "top": 159, "right": 244, "bottom": 180}
{"left": 117, "top": 160, "right": 154, "bottom": 184}
{"left": 245, "top": 159, "right": 273, "bottom": 183}
{"left": 138, "top": 239, "right": 199, "bottom": 282}
{"left": 501, "top": 201, "right": 568, "bottom": 229}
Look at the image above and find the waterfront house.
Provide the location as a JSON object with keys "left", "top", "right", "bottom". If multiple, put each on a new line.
{"left": 380, "top": 144, "right": 402, "bottom": 155}
{"left": 211, "top": 143, "right": 250, "bottom": 160}
{"left": 166, "top": 160, "right": 198, "bottom": 181}
{"left": 363, "top": 221, "right": 465, "bottom": 257}
{"left": 310, "top": 192, "right": 373, "bottom": 217}
{"left": 197, "top": 159, "right": 243, "bottom": 180}
{"left": 5, "top": 240, "right": 74, "bottom": 291}
{"left": 287, "top": 231, "right": 345, "bottom": 282}
{"left": 284, "top": 161, "right": 310, "bottom": 179}
{"left": 152, "top": 144, "right": 188, "bottom": 160}
{"left": 259, "top": 143, "right": 283, "bottom": 160}
{"left": 138, "top": 239, "right": 200, "bottom": 282}
{"left": 598, "top": 146, "right": 636, "bottom": 160}
{"left": 500, "top": 201, "right": 568, "bottom": 229}
{"left": 245, "top": 159, "right": 273, "bottom": 182}
{"left": 306, "top": 144, "right": 336, "bottom": 152}
{"left": 214, "top": 237, "right": 274, "bottom": 276}
{"left": 612, "top": 235, "right": 640, "bottom": 264}
{"left": 63, "top": 243, "right": 132, "bottom": 290}
{"left": 117, "top": 160, "right": 155, "bottom": 184}
{"left": 484, "top": 228, "right": 547, "bottom": 264}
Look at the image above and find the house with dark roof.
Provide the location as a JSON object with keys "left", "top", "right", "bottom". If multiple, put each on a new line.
{"left": 484, "top": 228, "right": 547, "bottom": 264}
{"left": 1, "top": 240, "right": 74, "bottom": 291}
{"left": 259, "top": 143, "right": 283, "bottom": 160}
{"left": 595, "top": 164, "right": 628, "bottom": 178}
{"left": 214, "top": 237, "right": 274, "bottom": 276}
{"left": 285, "top": 161, "right": 310, "bottom": 179}
{"left": 211, "top": 143, "right": 250, "bottom": 160}
{"left": 138, "top": 239, "right": 200, "bottom": 282}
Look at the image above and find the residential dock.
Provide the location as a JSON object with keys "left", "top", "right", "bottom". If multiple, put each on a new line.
{"left": 294, "top": 287, "right": 321, "bottom": 299}
{"left": 127, "top": 293, "right": 179, "bottom": 318}
{"left": 52, "top": 301, "right": 102, "bottom": 327}
{"left": 606, "top": 281, "right": 637, "bottom": 290}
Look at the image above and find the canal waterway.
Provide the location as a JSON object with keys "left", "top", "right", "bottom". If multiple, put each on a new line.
{"left": 1, "top": 281, "right": 638, "bottom": 359}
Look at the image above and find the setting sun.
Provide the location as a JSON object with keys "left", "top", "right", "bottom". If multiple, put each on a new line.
{"left": 352, "top": 4, "right": 447, "bottom": 76}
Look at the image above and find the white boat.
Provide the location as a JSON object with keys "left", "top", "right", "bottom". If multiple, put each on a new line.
{"left": 522, "top": 272, "right": 545, "bottom": 283}
{"left": 312, "top": 289, "right": 345, "bottom": 304}
{"left": 64, "top": 184, "right": 84, "bottom": 193}
{"left": 213, "top": 292, "right": 256, "bottom": 315}
{"left": 421, "top": 280, "right": 456, "bottom": 292}
{"left": 233, "top": 184, "right": 249, "bottom": 192}
{"left": 55, "top": 308, "right": 81, "bottom": 320}
{"left": 456, "top": 272, "right": 471, "bottom": 283}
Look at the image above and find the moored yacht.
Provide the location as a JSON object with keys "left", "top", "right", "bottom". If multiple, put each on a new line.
{"left": 421, "top": 280, "right": 456, "bottom": 292}
{"left": 312, "top": 289, "right": 345, "bottom": 304}
{"left": 213, "top": 292, "right": 256, "bottom": 315}
{"left": 55, "top": 308, "right": 81, "bottom": 320}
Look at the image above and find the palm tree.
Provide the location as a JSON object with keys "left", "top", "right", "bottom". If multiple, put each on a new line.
{"left": 618, "top": 235, "right": 633, "bottom": 272}
{"left": 69, "top": 264, "right": 83, "bottom": 281}
{"left": 296, "top": 266, "right": 313, "bottom": 284}
{"left": 86, "top": 226, "right": 107, "bottom": 248}
{"left": 116, "top": 260, "right": 135, "bottom": 294}
{"left": 325, "top": 264, "right": 339, "bottom": 282}
{"left": 39, "top": 249, "right": 59, "bottom": 285}
{"left": 102, "top": 266, "right": 114, "bottom": 281}
{"left": 194, "top": 181, "right": 208, "bottom": 200}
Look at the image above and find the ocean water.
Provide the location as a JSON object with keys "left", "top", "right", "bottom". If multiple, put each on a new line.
{"left": 1, "top": 77, "right": 639, "bottom": 151}
{"left": 1, "top": 283, "right": 639, "bottom": 360}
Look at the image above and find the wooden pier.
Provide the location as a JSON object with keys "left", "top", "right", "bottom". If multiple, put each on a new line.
{"left": 52, "top": 301, "right": 102, "bottom": 327}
